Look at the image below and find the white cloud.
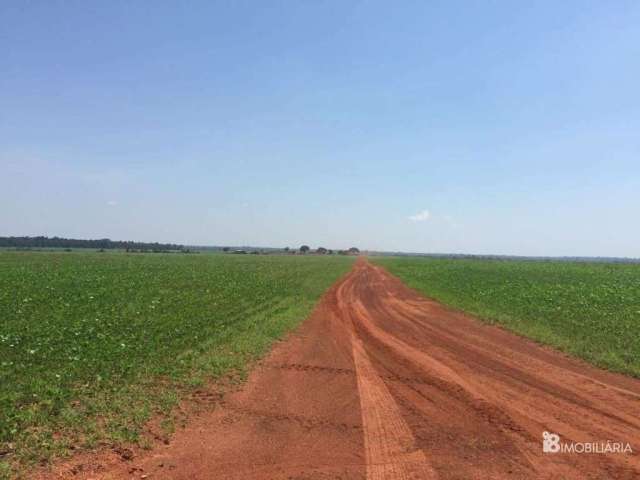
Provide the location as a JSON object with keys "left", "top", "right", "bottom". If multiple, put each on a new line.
{"left": 408, "top": 209, "right": 431, "bottom": 222}
{"left": 107, "top": 200, "right": 118, "bottom": 206}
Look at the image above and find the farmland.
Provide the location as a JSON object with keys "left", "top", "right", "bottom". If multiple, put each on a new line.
{"left": 59, "top": 257, "right": 640, "bottom": 480}
{"left": 373, "top": 256, "right": 640, "bottom": 377}
{"left": 0, "top": 251, "right": 354, "bottom": 475}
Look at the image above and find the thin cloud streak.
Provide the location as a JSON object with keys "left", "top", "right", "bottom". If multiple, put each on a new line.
{"left": 408, "top": 209, "right": 431, "bottom": 222}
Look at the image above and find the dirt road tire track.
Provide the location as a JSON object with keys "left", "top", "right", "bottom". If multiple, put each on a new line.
{"left": 38, "top": 259, "right": 640, "bottom": 479}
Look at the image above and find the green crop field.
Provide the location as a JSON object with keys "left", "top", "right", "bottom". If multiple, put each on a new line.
{"left": 0, "top": 251, "right": 353, "bottom": 476}
{"left": 373, "top": 257, "right": 640, "bottom": 378}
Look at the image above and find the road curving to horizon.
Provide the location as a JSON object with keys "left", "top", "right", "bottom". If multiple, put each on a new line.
{"left": 40, "top": 258, "right": 640, "bottom": 479}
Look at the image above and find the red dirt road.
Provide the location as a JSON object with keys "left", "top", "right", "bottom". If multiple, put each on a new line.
{"left": 44, "top": 259, "right": 640, "bottom": 479}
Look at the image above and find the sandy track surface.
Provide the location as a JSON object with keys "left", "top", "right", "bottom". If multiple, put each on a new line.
{"left": 42, "top": 259, "right": 640, "bottom": 479}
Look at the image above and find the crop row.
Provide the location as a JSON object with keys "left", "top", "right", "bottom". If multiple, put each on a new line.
{"left": 0, "top": 251, "right": 354, "bottom": 474}
{"left": 374, "top": 256, "right": 640, "bottom": 377}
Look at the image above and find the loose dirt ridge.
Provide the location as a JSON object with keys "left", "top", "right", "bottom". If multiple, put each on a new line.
{"left": 45, "top": 259, "right": 640, "bottom": 479}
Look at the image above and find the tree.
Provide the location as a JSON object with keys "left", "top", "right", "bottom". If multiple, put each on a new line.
{"left": 348, "top": 247, "right": 360, "bottom": 255}
{"left": 0, "top": 236, "right": 183, "bottom": 251}
{"left": 284, "top": 247, "right": 290, "bottom": 252}
{"left": 316, "top": 247, "right": 328, "bottom": 255}
{"left": 300, "top": 245, "right": 310, "bottom": 254}
{"left": 222, "top": 247, "right": 230, "bottom": 252}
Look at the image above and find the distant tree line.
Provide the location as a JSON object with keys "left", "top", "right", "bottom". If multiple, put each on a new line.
{"left": 218, "top": 245, "right": 361, "bottom": 256}
{"left": 296, "top": 245, "right": 359, "bottom": 255}
{"left": 0, "top": 236, "right": 184, "bottom": 251}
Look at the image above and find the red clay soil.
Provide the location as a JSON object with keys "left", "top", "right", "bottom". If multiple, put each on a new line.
{"left": 37, "top": 259, "right": 640, "bottom": 479}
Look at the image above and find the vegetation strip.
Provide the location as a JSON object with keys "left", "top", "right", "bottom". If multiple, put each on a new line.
{"left": 0, "top": 251, "right": 354, "bottom": 477}
{"left": 373, "top": 256, "right": 640, "bottom": 377}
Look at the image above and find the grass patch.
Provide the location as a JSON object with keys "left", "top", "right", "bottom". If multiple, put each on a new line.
{"left": 373, "top": 256, "right": 640, "bottom": 377}
{"left": 0, "top": 251, "right": 354, "bottom": 476}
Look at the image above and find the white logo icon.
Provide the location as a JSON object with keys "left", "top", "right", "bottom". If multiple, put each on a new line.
{"left": 543, "top": 431, "right": 560, "bottom": 453}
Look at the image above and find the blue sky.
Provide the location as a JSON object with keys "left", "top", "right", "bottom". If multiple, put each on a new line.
{"left": 1, "top": 1, "right": 639, "bottom": 256}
